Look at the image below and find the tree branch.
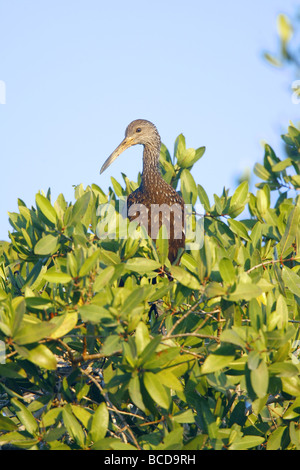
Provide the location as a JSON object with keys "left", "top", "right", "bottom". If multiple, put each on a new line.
{"left": 246, "top": 255, "right": 300, "bottom": 274}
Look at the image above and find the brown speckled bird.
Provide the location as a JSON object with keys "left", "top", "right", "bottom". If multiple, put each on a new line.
{"left": 100, "top": 119, "right": 185, "bottom": 263}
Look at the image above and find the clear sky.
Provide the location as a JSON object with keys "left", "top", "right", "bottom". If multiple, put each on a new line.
{"left": 0, "top": 0, "right": 298, "bottom": 241}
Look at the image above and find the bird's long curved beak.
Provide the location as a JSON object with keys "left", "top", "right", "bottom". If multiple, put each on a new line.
{"left": 100, "top": 136, "right": 135, "bottom": 174}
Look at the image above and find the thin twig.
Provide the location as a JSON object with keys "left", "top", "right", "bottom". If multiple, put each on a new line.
{"left": 80, "top": 367, "right": 141, "bottom": 450}
{"left": 106, "top": 407, "right": 147, "bottom": 421}
{"left": 167, "top": 296, "right": 204, "bottom": 336}
{"left": 179, "top": 348, "right": 205, "bottom": 359}
{"left": 49, "top": 337, "right": 121, "bottom": 366}
{"left": 246, "top": 255, "right": 300, "bottom": 274}
{"left": 72, "top": 350, "right": 122, "bottom": 366}
{"left": 162, "top": 332, "right": 220, "bottom": 343}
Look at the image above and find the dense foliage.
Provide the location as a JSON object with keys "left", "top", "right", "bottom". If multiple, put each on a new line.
{"left": 0, "top": 116, "right": 299, "bottom": 450}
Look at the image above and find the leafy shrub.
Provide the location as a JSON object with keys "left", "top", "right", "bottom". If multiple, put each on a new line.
{"left": 0, "top": 123, "right": 299, "bottom": 450}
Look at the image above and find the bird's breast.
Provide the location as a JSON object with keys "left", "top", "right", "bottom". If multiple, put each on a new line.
{"left": 126, "top": 183, "right": 185, "bottom": 245}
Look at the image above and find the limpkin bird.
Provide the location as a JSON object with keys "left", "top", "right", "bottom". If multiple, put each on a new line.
{"left": 100, "top": 119, "right": 185, "bottom": 263}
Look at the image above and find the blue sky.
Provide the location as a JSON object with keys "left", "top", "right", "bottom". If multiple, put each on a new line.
{"left": 0, "top": 0, "right": 298, "bottom": 241}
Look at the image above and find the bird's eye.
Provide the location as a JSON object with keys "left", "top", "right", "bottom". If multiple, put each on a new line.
{"left": 136, "top": 127, "right": 142, "bottom": 133}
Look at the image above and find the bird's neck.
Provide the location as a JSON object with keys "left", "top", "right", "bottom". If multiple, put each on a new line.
{"left": 141, "top": 144, "right": 163, "bottom": 190}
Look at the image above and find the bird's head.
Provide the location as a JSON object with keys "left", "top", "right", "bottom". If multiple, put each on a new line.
{"left": 100, "top": 119, "right": 161, "bottom": 174}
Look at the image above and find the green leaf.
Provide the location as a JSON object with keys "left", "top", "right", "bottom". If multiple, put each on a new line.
{"left": 13, "top": 321, "right": 56, "bottom": 345}
{"left": 229, "top": 435, "right": 264, "bottom": 450}
{"left": 0, "top": 415, "right": 18, "bottom": 432}
{"left": 43, "top": 267, "right": 72, "bottom": 284}
{"left": 143, "top": 371, "right": 170, "bottom": 410}
{"left": 156, "top": 224, "right": 169, "bottom": 265}
{"left": 177, "top": 146, "right": 205, "bottom": 169}
{"left": 201, "top": 346, "right": 236, "bottom": 374}
{"left": 171, "top": 266, "right": 201, "bottom": 290}
{"left": 101, "top": 334, "right": 122, "bottom": 355}
{"left": 34, "top": 234, "right": 59, "bottom": 255}
{"left": 50, "top": 311, "right": 78, "bottom": 339}
{"left": 125, "top": 257, "right": 161, "bottom": 274}
{"left": 272, "top": 158, "right": 293, "bottom": 172}
{"left": 93, "top": 266, "right": 115, "bottom": 291}
{"left": 205, "top": 281, "right": 226, "bottom": 298}
{"left": 219, "top": 257, "right": 236, "bottom": 284}
{"left": 220, "top": 329, "right": 246, "bottom": 350}
{"left": 142, "top": 346, "right": 181, "bottom": 370}
{"left": 173, "top": 409, "right": 195, "bottom": 424}
{"left": 275, "top": 294, "right": 289, "bottom": 330}
{"left": 174, "top": 133, "right": 186, "bottom": 161}
{"left": 22, "top": 260, "right": 47, "bottom": 291}
{"left": 36, "top": 194, "right": 58, "bottom": 226}
{"left": 281, "top": 376, "right": 300, "bottom": 397}
{"left": 122, "top": 286, "right": 152, "bottom": 315}
{"left": 280, "top": 206, "right": 300, "bottom": 257}
{"left": 138, "top": 335, "right": 162, "bottom": 366}
{"left": 254, "top": 162, "right": 272, "bottom": 181}
{"left": 268, "top": 362, "right": 299, "bottom": 377}
{"left": 289, "top": 422, "right": 300, "bottom": 450}
{"left": 123, "top": 341, "right": 138, "bottom": 369}
{"left": 265, "top": 326, "right": 296, "bottom": 349}
{"left": 79, "top": 304, "right": 111, "bottom": 324}
{"left": 176, "top": 147, "right": 196, "bottom": 168}
{"left": 156, "top": 428, "right": 183, "bottom": 450}
{"left": 277, "top": 13, "right": 293, "bottom": 43}
{"left": 228, "top": 282, "right": 262, "bottom": 302}
{"left": 99, "top": 248, "right": 120, "bottom": 265}
{"left": 156, "top": 369, "right": 183, "bottom": 392}
{"left": 264, "top": 52, "right": 282, "bottom": 68}
{"left": 110, "top": 176, "right": 125, "bottom": 197}
{"left": 228, "top": 219, "right": 251, "bottom": 241}
{"left": 256, "top": 189, "right": 269, "bottom": 217}
{"left": 70, "top": 405, "right": 93, "bottom": 429}
{"left": 197, "top": 184, "right": 210, "bottom": 212}
{"left": 90, "top": 402, "right": 109, "bottom": 443}
{"left": 0, "top": 288, "right": 8, "bottom": 301}
{"left": 128, "top": 374, "right": 146, "bottom": 412}
{"left": 11, "top": 297, "right": 25, "bottom": 336}
{"left": 25, "top": 296, "right": 53, "bottom": 311}
{"left": 180, "top": 169, "right": 197, "bottom": 205}
{"left": 197, "top": 397, "right": 218, "bottom": 440}
{"left": 0, "top": 431, "right": 39, "bottom": 449}
{"left": 11, "top": 398, "right": 38, "bottom": 436}
{"left": 266, "top": 426, "right": 288, "bottom": 450}
{"left": 135, "top": 321, "right": 151, "bottom": 356}
{"left": 92, "top": 438, "right": 137, "bottom": 451}
{"left": 54, "top": 192, "right": 67, "bottom": 218}
{"left": 14, "top": 344, "right": 57, "bottom": 370}
{"left": 194, "top": 146, "right": 206, "bottom": 163}
{"left": 69, "top": 191, "right": 91, "bottom": 226}
{"left": 62, "top": 404, "right": 85, "bottom": 448}
{"left": 247, "top": 351, "right": 260, "bottom": 370}
{"left": 282, "top": 266, "right": 300, "bottom": 297}
{"left": 79, "top": 249, "right": 101, "bottom": 277}
{"left": 286, "top": 125, "right": 300, "bottom": 148}
{"left": 228, "top": 181, "right": 248, "bottom": 217}
{"left": 231, "top": 181, "right": 249, "bottom": 205}
{"left": 249, "top": 298, "right": 264, "bottom": 331}
{"left": 283, "top": 396, "right": 300, "bottom": 420}
{"left": 213, "top": 193, "right": 225, "bottom": 215}
{"left": 250, "top": 360, "right": 269, "bottom": 398}
{"left": 291, "top": 174, "right": 300, "bottom": 188}
{"left": 42, "top": 408, "right": 63, "bottom": 427}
